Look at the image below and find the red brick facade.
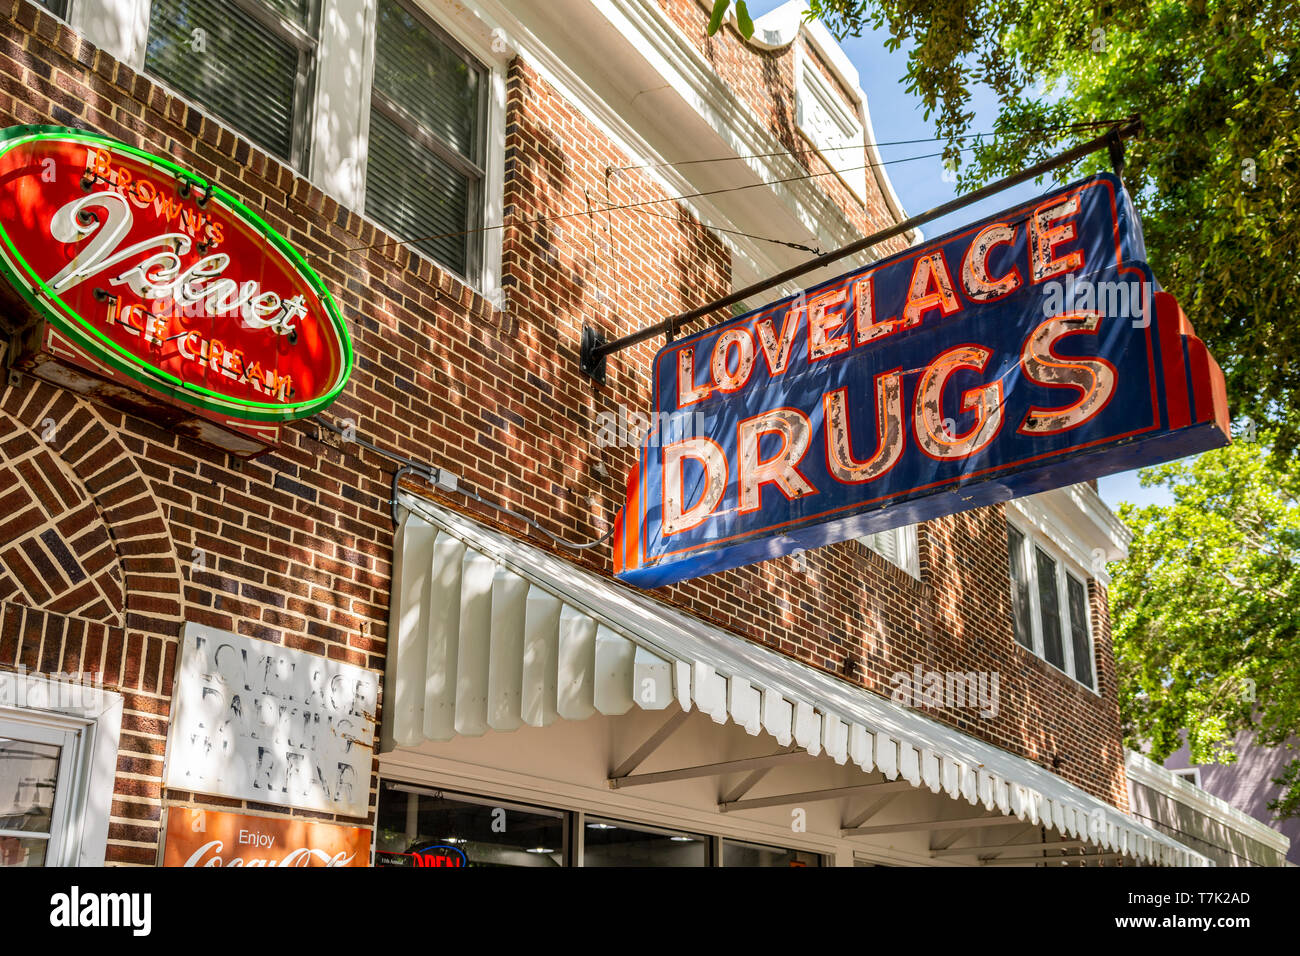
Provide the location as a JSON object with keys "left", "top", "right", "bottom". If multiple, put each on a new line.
{"left": 0, "top": 0, "right": 1127, "bottom": 864}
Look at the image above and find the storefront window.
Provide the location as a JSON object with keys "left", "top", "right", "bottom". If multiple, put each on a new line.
{"left": 0, "top": 725, "right": 71, "bottom": 868}
{"left": 722, "top": 839, "right": 823, "bottom": 867}
{"left": 377, "top": 779, "right": 829, "bottom": 867}
{"left": 375, "top": 783, "right": 566, "bottom": 867}
{"left": 582, "top": 818, "right": 709, "bottom": 867}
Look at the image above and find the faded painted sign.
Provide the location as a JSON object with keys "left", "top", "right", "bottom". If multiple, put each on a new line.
{"left": 164, "top": 623, "right": 377, "bottom": 817}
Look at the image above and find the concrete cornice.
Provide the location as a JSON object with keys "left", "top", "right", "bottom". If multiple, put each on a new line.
{"left": 700, "top": 0, "right": 919, "bottom": 243}
{"left": 1126, "top": 750, "right": 1292, "bottom": 854}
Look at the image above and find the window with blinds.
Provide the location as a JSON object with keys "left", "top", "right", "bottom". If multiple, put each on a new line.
{"left": 34, "top": 0, "right": 69, "bottom": 18}
{"left": 1005, "top": 525, "right": 1033, "bottom": 649}
{"left": 859, "top": 524, "right": 920, "bottom": 579}
{"left": 365, "top": 0, "right": 487, "bottom": 281}
{"left": 144, "top": 0, "right": 317, "bottom": 167}
{"left": 1065, "top": 575, "right": 1094, "bottom": 686}
{"left": 1005, "top": 519, "right": 1097, "bottom": 689}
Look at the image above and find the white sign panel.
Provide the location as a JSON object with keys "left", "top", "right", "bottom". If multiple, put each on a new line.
{"left": 796, "top": 56, "right": 867, "bottom": 202}
{"left": 164, "top": 623, "right": 378, "bottom": 817}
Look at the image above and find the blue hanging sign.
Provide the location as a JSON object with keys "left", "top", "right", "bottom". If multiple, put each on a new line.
{"left": 613, "top": 173, "right": 1230, "bottom": 588}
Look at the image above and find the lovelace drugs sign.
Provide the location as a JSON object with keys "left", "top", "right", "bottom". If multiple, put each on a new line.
{"left": 613, "top": 173, "right": 1229, "bottom": 587}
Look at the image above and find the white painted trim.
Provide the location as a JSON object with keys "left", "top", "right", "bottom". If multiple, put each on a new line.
{"left": 462, "top": 0, "right": 805, "bottom": 299}
{"left": 1125, "top": 750, "right": 1291, "bottom": 854}
{"left": 1172, "top": 766, "right": 1202, "bottom": 788}
{"left": 309, "top": 0, "right": 375, "bottom": 212}
{"left": 71, "top": 0, "right": 150, "bottom": 69}
{"left": 706, "top": 0, "right": 920, "bottom": 244}
{"left": 794, "top": 41, "right": 867, "bottom": 203}
{"left": 1008, "top": 499, "right": 1102, "bottom": 585}
{"left": 595, "top": 0, "right": 864, "bottom": 251}
{"left": 1008, "top": 483, "right": 1128, "bottom": 586}
{"left": 1062, "top": 481, "right": 1133, "bottom": 552}
{"left": 0, "top": 669, "right": 123, "bottom": 867}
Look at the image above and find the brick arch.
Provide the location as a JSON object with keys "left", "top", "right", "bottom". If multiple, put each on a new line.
{"left": 0, "top": 410, "right": 126, "bottom": 626}
{"left": 0, "top": 379, "right": 185, "bottom": 686}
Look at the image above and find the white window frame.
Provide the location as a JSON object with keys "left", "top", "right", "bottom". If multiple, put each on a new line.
{"left": 362, "top": 0, "right": 488, "bottom": 283}
{"left": 327, "top": 0, "right": 508, "bottom": 299}
{"left": 0, "top": 671, "right": 123, "bottom": 866}
{"left": 69, "top": 0, "right": 508, "bottom": 300}
{"left": 1171, "top": 767, "right": 1203, "bottom": 788}
{"left": 859, "top": 524, "right": 920, "bottom": 579}
{"left": 1005, "top": 518, "right": 1098, "bottom": 692}
{"left": 0, "top": 716, "right": 79, "bottom": 866}
{"left": 122, "top": 0, "right": 323, "bottom": 171}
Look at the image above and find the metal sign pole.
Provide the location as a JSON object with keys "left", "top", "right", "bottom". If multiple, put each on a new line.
{"left": 579, "top": 119, "right": 1142, "bottom": 382}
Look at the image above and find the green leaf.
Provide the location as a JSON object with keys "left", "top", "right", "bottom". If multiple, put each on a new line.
{"left": 735, "top": 1, "right": 755, "bottom": 39}
{"left": 707, "top": 0, "right": 729, "bottom": 36}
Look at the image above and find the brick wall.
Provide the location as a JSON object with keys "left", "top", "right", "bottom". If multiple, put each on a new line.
{"left": 656, "top": 0, "right": 906, "bottom": 248}
{"left": 0, "top": 0, "right": 1128, "bottom": 865}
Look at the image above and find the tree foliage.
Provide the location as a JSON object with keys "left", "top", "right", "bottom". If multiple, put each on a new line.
{"left": 707, "top": 0, "right": 756, "bottom": 39}
{"left": 1110, "top": 434, "right": 1300, "bottom": 818}
{"left": 713, "top": 0, "right": 1300, "bottom": 457}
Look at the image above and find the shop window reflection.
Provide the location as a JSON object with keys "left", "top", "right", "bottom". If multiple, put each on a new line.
{"left": 582, "top": 818, "right": 708, "bottom": 867}
{"left": 375, "top": 783, "right": 565, "bottom": 867}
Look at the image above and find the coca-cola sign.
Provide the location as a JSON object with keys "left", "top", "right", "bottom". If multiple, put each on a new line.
{"left": 161, "top": 807, "right": 370, "bottom": 867}
{"left": 0, "top": 126, "right": 351, "bottom": 422}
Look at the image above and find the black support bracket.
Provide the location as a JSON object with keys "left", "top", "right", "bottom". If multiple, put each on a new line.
{"left": 574, "top": 118, "right": 1144, "bottom": 381}
{"left": 579, "top": 325, "right": 608, "bottom": 384}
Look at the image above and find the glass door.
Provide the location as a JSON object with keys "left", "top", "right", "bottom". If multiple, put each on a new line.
{"left": 0, "top": 717, "right": 80, "bottom": 867}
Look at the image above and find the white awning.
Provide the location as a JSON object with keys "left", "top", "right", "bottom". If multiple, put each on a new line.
{"left": 386, "top": 492, "right": 1210, "bottom": 866}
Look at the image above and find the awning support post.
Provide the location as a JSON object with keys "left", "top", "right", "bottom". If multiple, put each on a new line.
{"left": 719, "top": 779, "right": 913, "bottom": 813}
{"left": 608, "top": 709, "right": 689, "bottom": 780}
{"left": 842, "top": 790, "right": 901, "bottom": 829}
{"left": 610, "top": 748, "right": 811, "bottom": 789}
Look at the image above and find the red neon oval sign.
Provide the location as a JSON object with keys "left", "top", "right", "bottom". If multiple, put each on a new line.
{"left": 0, "top": 126, "right": 352, "bottom": 422}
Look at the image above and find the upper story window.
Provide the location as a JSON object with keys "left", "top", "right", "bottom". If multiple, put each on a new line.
{"left": 860, "top": 524, "right": 920, "bottom": 579}
{"left": 1006, "top": 520, "right": 1096, "bottom": 689}
{"left": 34, "top": 0, "right": 69, "bottom": 18}
{"left": 1171, "top": 767, "right": 1203, "bottom": 788}
{"left": 364, "top": 0, "right": 488, "bottom": 281}
{"left": 79, "top": 0, "right": 502, "bottom": 293}
{"left": 144, "top": 0, "right": 319, "bottom": 168}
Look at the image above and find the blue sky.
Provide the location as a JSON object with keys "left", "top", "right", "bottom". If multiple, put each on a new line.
{"left": 744, "top": 1, "right": 1174, "bottom": 510}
